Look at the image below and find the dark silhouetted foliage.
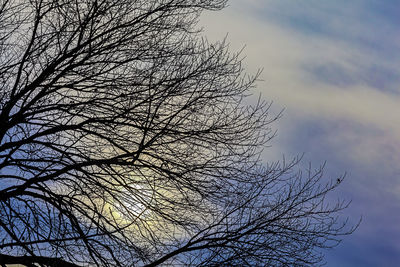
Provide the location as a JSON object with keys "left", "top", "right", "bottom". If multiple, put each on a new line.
{"left": 0, "top": 0, "right": 355, "bottom": 266}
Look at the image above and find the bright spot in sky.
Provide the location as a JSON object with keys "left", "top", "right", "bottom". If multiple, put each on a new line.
{"left": 114, "top": 185, "right": 150, "bottom": 220}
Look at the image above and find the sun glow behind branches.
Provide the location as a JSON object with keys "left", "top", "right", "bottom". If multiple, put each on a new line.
{"left": 113, "top": 185, "right": 152, "bottom": 221}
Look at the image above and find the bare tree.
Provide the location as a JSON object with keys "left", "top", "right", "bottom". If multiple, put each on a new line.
{"left": 0, "top": 0, "right": 356, "bottom": 266}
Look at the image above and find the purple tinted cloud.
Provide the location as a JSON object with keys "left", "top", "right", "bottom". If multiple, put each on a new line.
{"left": 202, "top": 0, "right": 400, "bottom": 265}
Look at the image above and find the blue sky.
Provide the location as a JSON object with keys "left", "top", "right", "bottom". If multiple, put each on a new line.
{"left": 202, "top": 1, "right": 400, "bottom": 266}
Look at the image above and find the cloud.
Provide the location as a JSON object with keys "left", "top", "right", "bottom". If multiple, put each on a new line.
{"left": 200, "top": 0, "right": 400, "bottom": 167}
{"left": 201, "top": 1, "right": 400, "bottom": 265}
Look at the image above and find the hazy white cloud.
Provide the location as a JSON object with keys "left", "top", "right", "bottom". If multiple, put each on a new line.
{"left": 200, "top": 0, "right": 400, "bottom": 167}
{"left": 200, "top": 2, "right": 400, "bottom": 265}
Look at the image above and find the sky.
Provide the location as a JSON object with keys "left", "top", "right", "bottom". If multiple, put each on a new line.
{"left": 201, "top": 1, "right": 400, "bottom": 266}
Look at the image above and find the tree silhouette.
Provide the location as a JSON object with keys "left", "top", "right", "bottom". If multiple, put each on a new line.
{"left": 0, "top": 0, "right": 356, "bottom": 266}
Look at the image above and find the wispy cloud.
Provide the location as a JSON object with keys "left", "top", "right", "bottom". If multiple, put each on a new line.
{"left": 201, "top": 1, "right": 400, "bottom": 265}
{"left": 201, "top": 0, "right": 400, "bottom": 166}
